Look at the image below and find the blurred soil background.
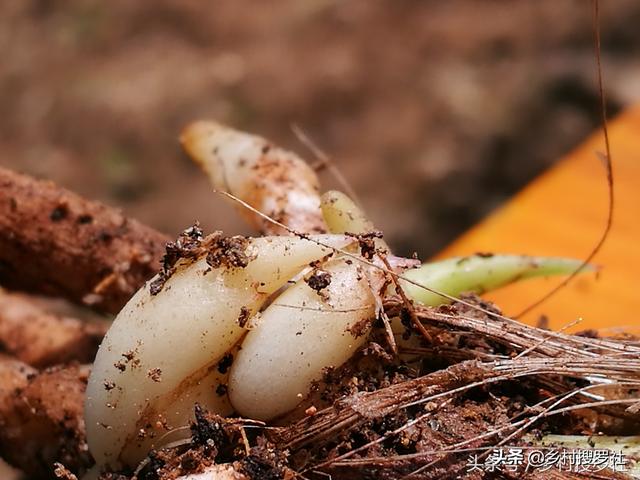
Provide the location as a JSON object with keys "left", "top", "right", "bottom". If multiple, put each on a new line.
{"left": 2, "top": 0, "right": 640, "bottom": 258}
{"left": 1, "top": 2, "right": 640, "bottom": 478}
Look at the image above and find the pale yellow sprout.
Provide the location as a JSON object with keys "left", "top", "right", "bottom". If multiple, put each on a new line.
{"left": 181, "top": 121, "right": 326, "bottom": 235}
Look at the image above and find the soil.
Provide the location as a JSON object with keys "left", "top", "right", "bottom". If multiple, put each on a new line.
{"left": 2, "top": 1, "right": 640, "bottom": 257}
{"left": 149, "top": 227, "right": 250, "bottom": 296}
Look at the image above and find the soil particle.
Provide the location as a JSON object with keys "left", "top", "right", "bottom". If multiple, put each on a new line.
{"left": 147, "top": 368, "right": 162, "bottom": 382}
{"left": 150, "top": 223, "right": 204, "bottom": 295}
{"left": 122, "top": 349, "right": 136, "bottom": 361}
{"left": 238, "top": 441, "right": 289, "bottom": 480}
{"left": 216, "top": 383, "right": 228, "bottom": 396}
{"left": 99, "top": 473, "right": 132, "bottom": 480}
{"left": 347, "top": 231, "right": 384, "bottom": 260}
{"left": 191, "top": 403, "right": 229, "bottom": 450}
{"left": 77, "top": 214, "right": 93, "bottom": 225}
{"left": 117, "top": 348, "right": 141, "bottom": 370}
{"left": 362, "top": 341, "right": 394, "bottom": 362}
{"left": 239, "top": 456, "right": 284, "bottom": 480}
{"left": 237, "top": 306, "right": 251, "bottom": 328}
{"left": 180, "top": 450, "right": 201, "bottom": 471}
{"left": 150, "top": 226, "right": 251, "bottom": 295}
{"left": 536, "top": 314, "right": 550, "bottom": 330}
{"left": 217, "top": 353, "right": 234, "bottom": 374}
{"left": 130, "top": 408, "right": 251, "bottom": 479}
{"left": 205, "top": 235, "right": 250, "bottom": 270}
{"left": 50, "top": 205, "right": 69, "bottom": 222}
{"left": 575, "top": 329, "right": 600, "bottom": 338}
{"left": 142, "top": 450, "right": 165, "bottom": 480}
{"left": 305, "top": 268, "right": 332, "bottom": 293}
{"left": 53, "top": 463, "right": 78, "bottom": 480}
{"left": 347, "top": 318, "right": 373, "bottom": 338}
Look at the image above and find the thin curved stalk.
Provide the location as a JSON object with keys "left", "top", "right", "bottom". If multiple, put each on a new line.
{"left": 401, "top": 255, "right": 595, "bottom": 306}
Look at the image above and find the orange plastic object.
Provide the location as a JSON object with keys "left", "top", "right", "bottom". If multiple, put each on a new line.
{"left": 436, "top": 106, "right": 640, "bottom": 332}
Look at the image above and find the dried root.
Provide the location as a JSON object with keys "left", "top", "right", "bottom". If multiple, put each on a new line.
{"left": 0, "top": 290, "right": 107, "bottom": 367}
{"left": 0, "top": 354, "right": 36, "bottom": 413}
{"left": 0, "top": 359, "right": 91, "bottom": 479}
{"left": 0, "top": 166, "right": 169, "bottom": 314}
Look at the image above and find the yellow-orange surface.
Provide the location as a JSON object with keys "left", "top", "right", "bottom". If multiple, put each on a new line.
{"left": 437, "top": 106, "right": 640, "bottom": 332}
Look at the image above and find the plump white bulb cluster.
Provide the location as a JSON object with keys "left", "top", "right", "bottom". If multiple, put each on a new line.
{"left": 85, "top": 233, "right": 381, "bottom": 470}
